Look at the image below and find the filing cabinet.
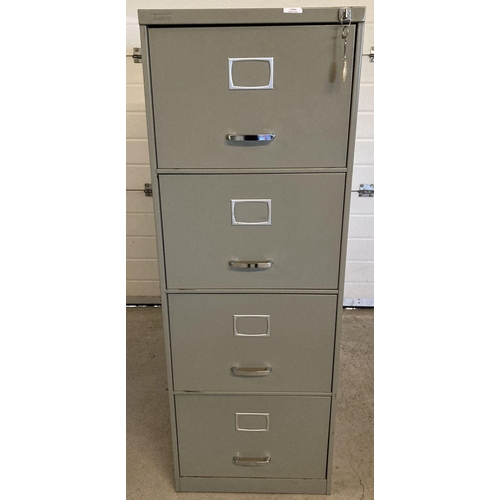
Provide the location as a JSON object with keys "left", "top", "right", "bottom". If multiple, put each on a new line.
{"left": 138, "top": 6, "right": 365, "bottom": 495}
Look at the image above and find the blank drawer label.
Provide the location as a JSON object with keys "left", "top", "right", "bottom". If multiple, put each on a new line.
{"left": 235, "top": 412, "right": 270, "bottom": 432}
{"left": 228, "top": 57, "right": 274, "bottom": 90}
{"left": 233, "top": 315, "right": 271, "bottom": 337}
{"left": 231, "top": 199, "right": 272, "bottom": 225}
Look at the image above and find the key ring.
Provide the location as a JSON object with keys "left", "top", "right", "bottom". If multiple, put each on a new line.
{"left": 340, "top": 10, "right": 352, "bottom": 28}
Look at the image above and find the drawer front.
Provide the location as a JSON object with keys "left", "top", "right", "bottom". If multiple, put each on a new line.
{"left": 176, "top": 395, "right": 331, "bottom": 479}
{"left": 160, "top": 173, "right": 345, "bottom": 289}
{"left": 169, "top": 294, "right": 336, "bottom": 392}
{"left": 148, "top": 25, "right": 355, "bottom": 170}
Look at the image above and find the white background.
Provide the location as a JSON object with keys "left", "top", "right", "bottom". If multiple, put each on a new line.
{"left": 1, "top": 1, "right": 500, "bottom": 499}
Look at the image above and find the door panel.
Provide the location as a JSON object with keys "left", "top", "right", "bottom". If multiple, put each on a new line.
{"left": 159, "top": 173, "right": 345, "bottom": 289}
{"left": 149, "top": 25, "right": 355, "bottom": 169}
{"left": 176, "top": 395, "right": 331, "bottom": 478}
{"left": 169, "top": 294, "right": 337, "bottom": 392}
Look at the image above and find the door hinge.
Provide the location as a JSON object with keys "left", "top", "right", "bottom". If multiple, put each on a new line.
{"left": 133, "top": 47, "right": 142, "bottom": 63}
{"left": 369, "top": 46, "right": 374, "bottom": 62}
{"left": 144, "top": 183, "right": 153, "bottom": 197}
{"left": 358, "top": 184, "right": 374, "bottom": 197}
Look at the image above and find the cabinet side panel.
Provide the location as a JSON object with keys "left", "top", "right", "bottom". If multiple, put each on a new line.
{"left": 140, "top": 24, "right": 181, "bottom": 490}
{"left": 325, "top": 21, "right": 365, "bottom": 495}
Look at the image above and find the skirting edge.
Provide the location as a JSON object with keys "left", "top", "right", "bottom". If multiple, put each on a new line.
{"left": 179, "top": 476, "right": 328, "bottom": 494}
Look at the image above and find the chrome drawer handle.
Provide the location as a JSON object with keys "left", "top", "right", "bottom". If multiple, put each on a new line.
{"left": 233, "top": 454, "right": 271, "bottom": 466}
{"left": 229, "top": 260, "right": 273, "bottom": 269}
{"left": 232, "top": 365, "right": 272, "bottom": 377}
{"left": 226, "top": 134, "right": 275, "bottom": 142}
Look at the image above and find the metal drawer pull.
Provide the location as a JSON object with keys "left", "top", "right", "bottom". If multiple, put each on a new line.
{"left": 233, "top": 455, "right": 271, "bottom": 466}
{"left": 229, "top": 260, "right": 273, "bottom": 269}
{"left": 226, "top": 134, "right": 275, "bottom": 142}
{"left": 232, "top": 365, "right": 272, "bottom": 377}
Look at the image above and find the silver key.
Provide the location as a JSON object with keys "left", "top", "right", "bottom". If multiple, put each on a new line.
{"left": 341, "top": 25, "right": 349, "bottom": 82}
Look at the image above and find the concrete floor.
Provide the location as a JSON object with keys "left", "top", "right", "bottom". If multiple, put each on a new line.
{"left": 127, "top": 307, "right": 373, "bottom": 500}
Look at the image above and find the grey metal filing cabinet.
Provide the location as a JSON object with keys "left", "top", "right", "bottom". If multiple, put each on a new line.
{"left": 138, "top": 6, "right": 365, "bottom": 495}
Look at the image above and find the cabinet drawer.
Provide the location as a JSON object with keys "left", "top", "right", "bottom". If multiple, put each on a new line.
{"left": 176, "top": 395, "right": 331, "bottom": 479}
{"left": 160, "top": 173, "right": 345, "bottom": 289}
{"left": 149, "top": 25, "right": 355, "bottom": 170}
{"left": 169, "top": 294, "right": 336, "bottom": 392}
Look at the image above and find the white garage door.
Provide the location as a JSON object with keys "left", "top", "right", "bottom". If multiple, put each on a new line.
{"left": 126, "top": 56, "right": 159, "bottom": 303}
{"left": 126, "top": 1, "right": 374, "bottom": 306}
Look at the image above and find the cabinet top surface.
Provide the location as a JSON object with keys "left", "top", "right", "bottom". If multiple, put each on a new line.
{"left": 138, "top": 7, "right": 366, "bottom": 26}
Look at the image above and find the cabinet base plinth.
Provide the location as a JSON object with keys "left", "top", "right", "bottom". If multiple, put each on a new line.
{"left": 178, "top": 477, "right": 328, "bottom": 495}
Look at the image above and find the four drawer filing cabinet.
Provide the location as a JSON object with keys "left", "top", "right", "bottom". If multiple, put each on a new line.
{"left": 138, "top": 6, "right": 365, "bottom": 495}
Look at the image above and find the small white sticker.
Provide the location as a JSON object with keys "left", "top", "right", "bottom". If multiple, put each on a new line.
{"left": 283, "top": 7, "right": 303, "bottom": 13}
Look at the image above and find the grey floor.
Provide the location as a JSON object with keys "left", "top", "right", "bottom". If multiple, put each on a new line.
{"left": 127, "top": 307, "right": 373, "bottom": 500}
